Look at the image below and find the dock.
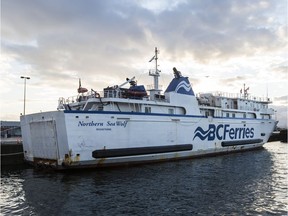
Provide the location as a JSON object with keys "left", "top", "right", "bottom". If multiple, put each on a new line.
{"left": 268, "top": 129, "right": 287, "bottom": 143}
{"left": 1, "top": 138, "right": 24, "bottom": 166}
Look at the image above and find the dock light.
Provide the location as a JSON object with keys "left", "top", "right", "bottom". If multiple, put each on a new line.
{"left": 20, "top": 76, "right": 30, "bottom": 115}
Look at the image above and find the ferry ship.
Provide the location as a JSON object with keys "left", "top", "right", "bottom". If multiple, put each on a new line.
{"left": 20, "top": 48, "right": 277, "bottom": 169}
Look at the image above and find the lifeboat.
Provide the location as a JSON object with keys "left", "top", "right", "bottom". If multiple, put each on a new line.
{"left": 126, "top": 85, "right": 147, "bottom": 99}
{"left": 77, "top": 79, "right": 88, "bottom": 93}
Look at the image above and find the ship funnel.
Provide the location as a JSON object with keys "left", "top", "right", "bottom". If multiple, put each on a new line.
{"left": 165, "top": 67, "right": 194, "bottom": 96}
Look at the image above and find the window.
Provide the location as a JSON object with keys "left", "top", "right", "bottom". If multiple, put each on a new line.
{"left": 243, "top": 113, "right": 246, "bottom": 118}
{"left": 226, "top": 113, "right": 229, "bottom": 117}
{"left": 168, "top": 108, "right": 174, "bottom": 114}
{"left": 232, "top": 113, "right": 235, "bottom": 118}
{"left": 145, "top": 107, "right": 151, "bottom": 113}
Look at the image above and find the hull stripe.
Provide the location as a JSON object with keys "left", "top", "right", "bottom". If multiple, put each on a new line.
{"left": 63, "top": 110, "right": 272, "bottom": 121}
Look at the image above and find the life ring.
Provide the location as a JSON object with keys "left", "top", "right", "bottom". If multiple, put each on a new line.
{"left": 95, "top": 93, "right": 100, "bottom": 98}
{"left": 91, "top": 89, "right": 100, "bottom": 98}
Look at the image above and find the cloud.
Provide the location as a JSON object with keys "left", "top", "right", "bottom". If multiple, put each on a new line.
{"left": 219, "top": 76, "right": 247, "bottom": 87}
{"left": 274, "top": 95, "right": 288, "bottom": 105}
{"left": 271, "top": 62, "right": 288, "bottom": 78}
{"left": 145, "top": 0, "right": 285, "bottom": 62}
{"left": 1, "top": 0, "right": 287, "bottom": 126}
{"left": 2, "top": 0, "right": 159, "bottom": 89}
{"left": 2, "top": 0, "right": 285, "bottom": 74}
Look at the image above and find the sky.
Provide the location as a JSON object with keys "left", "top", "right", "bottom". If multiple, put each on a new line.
{"left": 1, "top": 0, "right": 287, "bottom": 128}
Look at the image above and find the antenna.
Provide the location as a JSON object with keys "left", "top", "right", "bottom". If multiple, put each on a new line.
{"left": 243, "top": 83, "right": 249, "bottom": 99}
{"left": 266, "top": 83, "right": 269, "bottom": 100}
{"left": 149, "top": 47, "right": 160, "bottom": 90}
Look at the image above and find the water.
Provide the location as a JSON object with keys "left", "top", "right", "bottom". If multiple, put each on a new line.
{"left": 1, "top": 141, "right": 287, "bottom": 215}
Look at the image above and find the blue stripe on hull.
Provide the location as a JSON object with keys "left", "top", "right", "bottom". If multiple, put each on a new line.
{"left": 63, "top": 110, "right": 272, "bottom": 121}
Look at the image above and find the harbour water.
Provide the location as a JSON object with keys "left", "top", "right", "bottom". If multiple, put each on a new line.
{"left": 1, "top": 141, "right": 287, "bottom": 215}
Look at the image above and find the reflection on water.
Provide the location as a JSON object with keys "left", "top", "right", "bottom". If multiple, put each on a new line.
{"left": 1, "top": 142, "right": 287, "bottom": 215}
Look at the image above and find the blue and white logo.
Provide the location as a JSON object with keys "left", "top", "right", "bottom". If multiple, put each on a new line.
{"left": 165, "top": 77, "right": 194, "bottom": 96}
{"left": 175, "top": 80, "right": 192, "bottom": 93}
{"left": 193, "top": 124, "right": 254, "bottom": 141}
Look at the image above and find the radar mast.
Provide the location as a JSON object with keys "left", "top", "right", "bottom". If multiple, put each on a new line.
{"left": 149, "top": 47, "right": 161, "bottom": 91}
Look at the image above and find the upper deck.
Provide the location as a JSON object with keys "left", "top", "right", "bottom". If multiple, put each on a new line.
{"left": 197, "top": 91, "right": 274, "bottom": 117}
{"left": 200, "top": 91, "right": 272, "bottom": 103}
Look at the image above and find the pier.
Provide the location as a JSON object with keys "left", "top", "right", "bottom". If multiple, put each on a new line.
{"left": 268, "top": 129, "right": 287, "bottom": 143}
{"left": 1, "top": 138, "right": 24, "bottom": 166}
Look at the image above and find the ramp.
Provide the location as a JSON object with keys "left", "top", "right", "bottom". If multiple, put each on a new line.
{"left": 29, "top": 120, "right": 58, "bottom": 160}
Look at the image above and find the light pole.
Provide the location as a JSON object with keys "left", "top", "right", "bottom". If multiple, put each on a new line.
{"left": 21, "top": 76, "right": 30, "bottom": 115}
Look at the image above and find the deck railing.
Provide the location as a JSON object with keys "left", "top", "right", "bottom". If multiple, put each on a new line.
{"left": 198, "top": 91, "right": 272, "bottom": 103}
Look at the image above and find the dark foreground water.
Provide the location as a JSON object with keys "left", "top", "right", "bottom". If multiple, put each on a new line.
{"left": 1, "top": 141, "right": 287, "bottom": 216}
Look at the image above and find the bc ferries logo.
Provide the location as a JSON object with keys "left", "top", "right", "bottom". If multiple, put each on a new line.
{"left": 193, "top": 124, "right": 254, "bottom": 141}
{"left": 175, "top": 81, "right": 192, "bottom": 93}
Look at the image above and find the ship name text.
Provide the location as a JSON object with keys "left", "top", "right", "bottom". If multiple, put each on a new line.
{"left": 78, "top": 120, "right": 128, "bottom": 128}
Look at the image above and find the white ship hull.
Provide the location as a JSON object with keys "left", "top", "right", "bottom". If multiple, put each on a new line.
{"left": 20, "top": 110, "right": 275, "bottom": 169}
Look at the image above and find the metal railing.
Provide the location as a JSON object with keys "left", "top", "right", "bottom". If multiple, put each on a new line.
{"left": 198, "top": 91, "right": 272, "bottom": 103}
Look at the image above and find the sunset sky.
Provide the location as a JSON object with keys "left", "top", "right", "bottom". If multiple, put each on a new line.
{"left": 1, "top": 0, "right": 287, "bottom": 128}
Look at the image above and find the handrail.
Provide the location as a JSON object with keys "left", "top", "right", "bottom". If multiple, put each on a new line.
{"left": 197, "top": 92, "right": 272, "bottom": 103}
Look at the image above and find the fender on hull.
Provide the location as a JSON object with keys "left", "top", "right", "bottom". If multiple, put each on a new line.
{"left": 26, "top": 142, "right": 265, "bottom": 170}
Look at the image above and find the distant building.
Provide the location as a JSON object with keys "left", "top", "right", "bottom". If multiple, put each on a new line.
{"left": 0, "top": 121, "right": 21, "bottom": 138}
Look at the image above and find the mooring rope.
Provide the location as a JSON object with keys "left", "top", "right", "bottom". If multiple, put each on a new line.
{"left": 1, "top": 152, "right": 24, "bottom": 156}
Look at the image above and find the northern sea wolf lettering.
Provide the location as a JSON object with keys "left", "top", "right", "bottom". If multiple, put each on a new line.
{"left": 78, "top": 121, "right": 103, "bottom": 127}
{"left": 193, "top": 124, "right": 254, "bottom": 141}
